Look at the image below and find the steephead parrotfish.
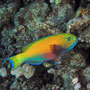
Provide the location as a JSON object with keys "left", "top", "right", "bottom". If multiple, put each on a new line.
{"left": 5, "top": 33, "right": 78, "bottom": 70}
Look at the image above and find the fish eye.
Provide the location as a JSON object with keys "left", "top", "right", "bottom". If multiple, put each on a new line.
{"left": 65, "top": 37, "right": 71, "bottom": 41}
{"left": 68, "top": 37, "right": 71, "bottom": 41}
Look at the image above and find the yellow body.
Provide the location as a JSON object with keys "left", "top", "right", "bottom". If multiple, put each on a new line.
{"left": 6, "top": 33, "right": 78, "bottom": 70}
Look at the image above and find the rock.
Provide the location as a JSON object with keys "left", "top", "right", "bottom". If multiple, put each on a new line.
{"left": 83, "top": 66, "right": 90, "bottom": 82}
{"left": 87, "top": 82, "right": 90, "bottom": 90}
{"left": 0, "top": 67, "right": 7, "bottom": 77}
{"left": 11, "top": 64, "right": 35, "bottom": 79}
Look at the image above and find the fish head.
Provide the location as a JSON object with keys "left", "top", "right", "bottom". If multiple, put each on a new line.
{"left": 60, "top": 33, "right": 78, "bottom": 51}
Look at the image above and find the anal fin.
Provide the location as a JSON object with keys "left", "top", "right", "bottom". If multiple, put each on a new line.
{"left": 54, "top": 56, "right": 62, "bottom": 65}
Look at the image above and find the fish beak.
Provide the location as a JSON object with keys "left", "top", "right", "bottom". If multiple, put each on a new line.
{"left": 76, "top": 37, "right": 78, "bottom": 43}
{"left": 67, "top": 37, "right": 78, "bottom": 51}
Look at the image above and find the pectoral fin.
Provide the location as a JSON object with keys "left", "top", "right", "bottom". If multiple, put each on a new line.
{"left": 53, "top": 45, "right": 65, "bottom": 65}
{"left": 43, "top": 45, "right": 66, "bottom": 60}
{"left": 43, "top": 45, "right": 66, "bottom": 65}
{"left": 52, "top": 45, "right": 66, "bottom": 55}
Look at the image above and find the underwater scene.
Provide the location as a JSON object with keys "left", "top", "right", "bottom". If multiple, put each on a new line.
{"left": 0, "top": 0, "right": 90, "bottom": 90}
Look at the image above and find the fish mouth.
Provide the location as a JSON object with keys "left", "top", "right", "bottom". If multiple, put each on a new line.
{"left": 76, "top": 37, "right": 78, "bottom": 44}
{"left": 67, "top": 37, "right": 78, "bottom": 51}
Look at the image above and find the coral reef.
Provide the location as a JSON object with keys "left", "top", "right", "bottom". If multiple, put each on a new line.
{"left": 0, "top": 0, "right": 90, "bottom": 90}
{"left": 48, "top": 0, "right": 74, "bottom": 31}
{"left": 0, "top": 2, "right": 20, "bottom": 28}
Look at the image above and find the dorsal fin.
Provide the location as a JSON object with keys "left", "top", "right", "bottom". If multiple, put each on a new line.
{"left": 22, "top": 41, "right": 37, "bottom": 52}
{"left": 22, "top": 37, "right": 48, "bottom": 52}
{"left": 22, "top": 44, "right": 31, "bottom": 52}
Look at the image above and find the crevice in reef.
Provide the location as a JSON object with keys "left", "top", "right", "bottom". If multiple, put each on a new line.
{"left": 77, "top": 45, "right": 90, "bottom": 65}
{"left": 80, "top": 0, "right": 90, "bottom": 8}
{"left": 45, "top": 0, "right": 53, "bottom": 12}
{"left": 19, "top": 0, "right": 32, "bottom": 7}
{"left": 74, "top": 0, "right": 81, "bottom": 12}
{"left": 86, "top": 48, "right": 90, "bottom": 65}
{"left": 74, "top": 0, "right": 90, "bottom": 12}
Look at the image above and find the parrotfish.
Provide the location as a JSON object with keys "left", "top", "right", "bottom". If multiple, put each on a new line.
{"left": 5, "top": 33, "right": 78, "bottom": 70}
